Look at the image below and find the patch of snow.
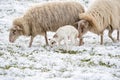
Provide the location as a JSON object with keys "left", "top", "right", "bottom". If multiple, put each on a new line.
{"left": 0, "top": 0, "right": 120, "bottom": 80}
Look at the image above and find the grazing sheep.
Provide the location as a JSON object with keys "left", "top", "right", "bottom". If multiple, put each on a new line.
{"left": 49, "top": 25, "right": 79, "bottom": 49}
{"left": 77, "top": 0, "right": 120, "bottom": 45}
{"left": 9, "top": 1, "right": 84, "bottom": 47}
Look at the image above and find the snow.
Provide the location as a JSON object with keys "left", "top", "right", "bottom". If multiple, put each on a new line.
{"left": 0, "top": 0, "right": 120, "bottom": 80}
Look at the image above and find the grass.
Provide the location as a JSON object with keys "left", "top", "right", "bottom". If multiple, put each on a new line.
{"left": 99, "top": 61, "right": 116, "bottom": 68}
{"left": 81, "top": 58, "right": 91, "bottom": 62}
{"left": 0, "top": 52, "right": 3, "bottom": 56}
{"left": 55, "top": 49, "right": 80, "bottom": 54}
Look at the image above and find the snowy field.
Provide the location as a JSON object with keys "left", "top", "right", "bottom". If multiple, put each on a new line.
{"left": 0, "top": 0, "right": 120, "bottom": 80}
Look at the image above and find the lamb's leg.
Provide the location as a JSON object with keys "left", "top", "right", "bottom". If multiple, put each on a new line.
{"left": 117, "top": 30, "right": 119, "bottom": 41}
{"left": 100, "top": 32, "right": 103, "bottom": 45}
{"left": 71, "top": 36, "right": 75, "bottom": 46}
{"left": 45, "top": 31, "right": 48, "bottom": 45}
{"left": 108, "top": 29, "right": 117, "bottom": 42}
{"left": 64, "top": 37, "right": 69, "bottom": 50}
{"left": 29, "top": 36, "right": 34, "bottom": 47}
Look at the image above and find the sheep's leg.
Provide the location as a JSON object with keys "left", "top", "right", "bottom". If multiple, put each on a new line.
{"left": 71, "top": 36, "right": 75, "bottom": 46}
{"left": 75, "top": 39, "right": 78, "bottom": 45}
{"left": 29, "top": 36, "right": 34, "bottom": 47}
{"left": 108, "top": 29, "right": 117, "bottom": 43}
{"left": 64, "top": 37, "right": 69, "bottom": 50}
{"left": 45, "top": 31, "right": 48, "bottom": 45}
{"left": 79, "top": 38, "right": 84, "bottom": 46}
{"left": 100, "top": 32, "right": 103, "bottom": 45}
{"left": 117, "top": 30, "right": 119, "bottom": 41}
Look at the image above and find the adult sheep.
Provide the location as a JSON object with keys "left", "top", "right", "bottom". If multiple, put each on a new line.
{"left": 77, "top": 0, "right": 120, "bottom": 45}
{"left": 9, "top": 1, "right": 84, "bottom": 47}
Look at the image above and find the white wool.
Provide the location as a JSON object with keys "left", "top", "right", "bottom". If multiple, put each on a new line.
{"left": 49, "top": 25, "right": 79, "bottom": 49}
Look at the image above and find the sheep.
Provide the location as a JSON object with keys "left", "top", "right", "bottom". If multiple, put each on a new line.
{"left": 77, "top": 0, "right": 120, "bottom": 45}
{"left": 49, "top": 25, "right": 79, "bottom": 49}
{"left": 9, "top": 1, "right": 84, "bottom": 47}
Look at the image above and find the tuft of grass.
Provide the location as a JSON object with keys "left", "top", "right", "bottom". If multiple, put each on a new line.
{"left": 59, "top": 68, "right": 67, "bottom": 72}
{"left": 39, "top": 67, "right": 50, "bottom": 72}
{"left": 99, "top": 61, "right": 116, "bottom": 68}
{"left": 0, "top": 52, "right": 3, "bottom": 56}
{"left": 4, "top": 65, "right": 11, "bottom": 70}
{"left": 88, "top": 61, "right": 96, "bottom": 66}
{"left": 56, "top": 49, "right": 80, "bottom": 54}
{"left": 79, "top": 49, "right": 87, "bottom": 53}
{"left": 81, "top": 58, "right": 91, "bottom": 62}
{"left": 113, "top": 73, "right": 120, "bottom": 78}
{"left": 108, "top": 53, "right": 120, "bottom": 58}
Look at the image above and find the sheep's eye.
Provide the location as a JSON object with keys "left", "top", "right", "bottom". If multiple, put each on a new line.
{"left": 51, "top": 41, "right": 56, "bottom": 44}
{"left": 51, "top": 42, "right": 54, "bottom": 44}
{"left": 12, "top": 30, "right": 16, "bottom": 34}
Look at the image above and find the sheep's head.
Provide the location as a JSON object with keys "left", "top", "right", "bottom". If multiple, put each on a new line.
{"left": 49, "top": 38, "right": 57, "bottom": 46}
{"left": 78, "top": 20, "right": 89, "bottom": 39}
{"left": 9, "top": 25, "right": 22, "bottom": 43}
{"left": 48, "top": 34, "right": 59, "bottom": 46}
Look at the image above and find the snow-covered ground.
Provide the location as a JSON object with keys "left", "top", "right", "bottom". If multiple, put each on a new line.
{"left": 0, "top": 0, "right": 120, "bottom": 80}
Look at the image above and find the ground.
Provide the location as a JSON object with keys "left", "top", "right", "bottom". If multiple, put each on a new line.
{"left": 0, "top": 0, "right": 120, "bottom": 80}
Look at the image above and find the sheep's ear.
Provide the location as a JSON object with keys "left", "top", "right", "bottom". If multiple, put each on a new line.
{"left": 73, "top": 21, "right": 79, "bottom": 28}
{"left": 53, "top": 34, "right": 58, "bottom": 38}
{"left": 72, "top": 19, "right": 81, "bottom": 28}
{"left": 73, "top": 21, "right": 79, "bottom": 25}
{"left": 15, "top": 26, "right": 23, "bottom": 31}
{"left": 78, "top": 20, "right": 88, "bottom": 33}
{"left": 84, "top": 20, "right": 89, "bottom": 28}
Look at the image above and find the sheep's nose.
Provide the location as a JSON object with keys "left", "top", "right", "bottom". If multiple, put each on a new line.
{"left": 9, "top": 39, "right": 14, "bottom": 43}
{"left": 51, "top": 42, "right": 54, "bottom": 44}
{"left": 51, "top": 41, "right": 56, "bottom": 45}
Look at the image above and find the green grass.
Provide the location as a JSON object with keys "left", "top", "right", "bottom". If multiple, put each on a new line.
{"left": 55, "top": 49, "right": 80, "bottom": 54}
{"left": 99, "top": 61, "right": 116, "bottom": 68}
{"left": 81, "top": 59, "right": 91, "bottom": 62}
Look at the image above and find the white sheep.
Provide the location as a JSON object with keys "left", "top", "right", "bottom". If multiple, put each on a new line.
{"left": 9, "top": 1, "right": 84, "bottom": 47}
{"left": 49, "top": 25, "right": 79, "bottom": 49}
{"left": 78, "top": 0, "right": 120, "bottom": 45}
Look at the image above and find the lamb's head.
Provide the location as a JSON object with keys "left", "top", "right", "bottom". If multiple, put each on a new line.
{"left": 9, "top": 25, "right": 23, "bottom": 43}
{"left": 49, "top": 38, "right": 57, "bottom": 46}
{"left": 78, "top": 20, "right": 89, "bottom": 39}
{"left": 49, "top": 34, "right": 59, "bottom": 46}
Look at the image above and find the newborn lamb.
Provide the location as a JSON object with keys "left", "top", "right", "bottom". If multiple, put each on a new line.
{"left": 49, "top": 25, "right": 79, "bottom": 49}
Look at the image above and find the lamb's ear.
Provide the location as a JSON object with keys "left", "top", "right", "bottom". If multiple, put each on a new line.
{"left": 53, "top": 34, "right": 58, "bottom": 38}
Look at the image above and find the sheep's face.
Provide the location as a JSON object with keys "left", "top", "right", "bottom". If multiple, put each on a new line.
{"left": 49, "top": 38, "right": 57, "bottom": 46}
{"left": 49, "top": 34, "right": 60, "bottom": 46}
{"left": 78, "top": 20, "right": 89, "bottom": 39}
{"left": 9, "top": 26, "right": 22, "bottom": 43}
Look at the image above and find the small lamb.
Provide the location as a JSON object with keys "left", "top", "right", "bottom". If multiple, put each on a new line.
{"left": 49, "top": 25, "right": 79, "bottom": 49}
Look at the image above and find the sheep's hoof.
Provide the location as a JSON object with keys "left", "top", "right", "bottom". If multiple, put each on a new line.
{"left": 100, "top": 43, "right": 103, "bottom": 45}
{"left": 45, "top": 44, "right": 49, "bottom": 46}
{"left": 28, "top": 44, "right": 32, "bottom": 47}
{"left": 28, "top": 45, "right": 31, "bottom": 48}
{"left": 113, "top": 40, "right": 118, "bottom": 43}
{"left": 79, "top": 42, "right": 84, "bottom": 46}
